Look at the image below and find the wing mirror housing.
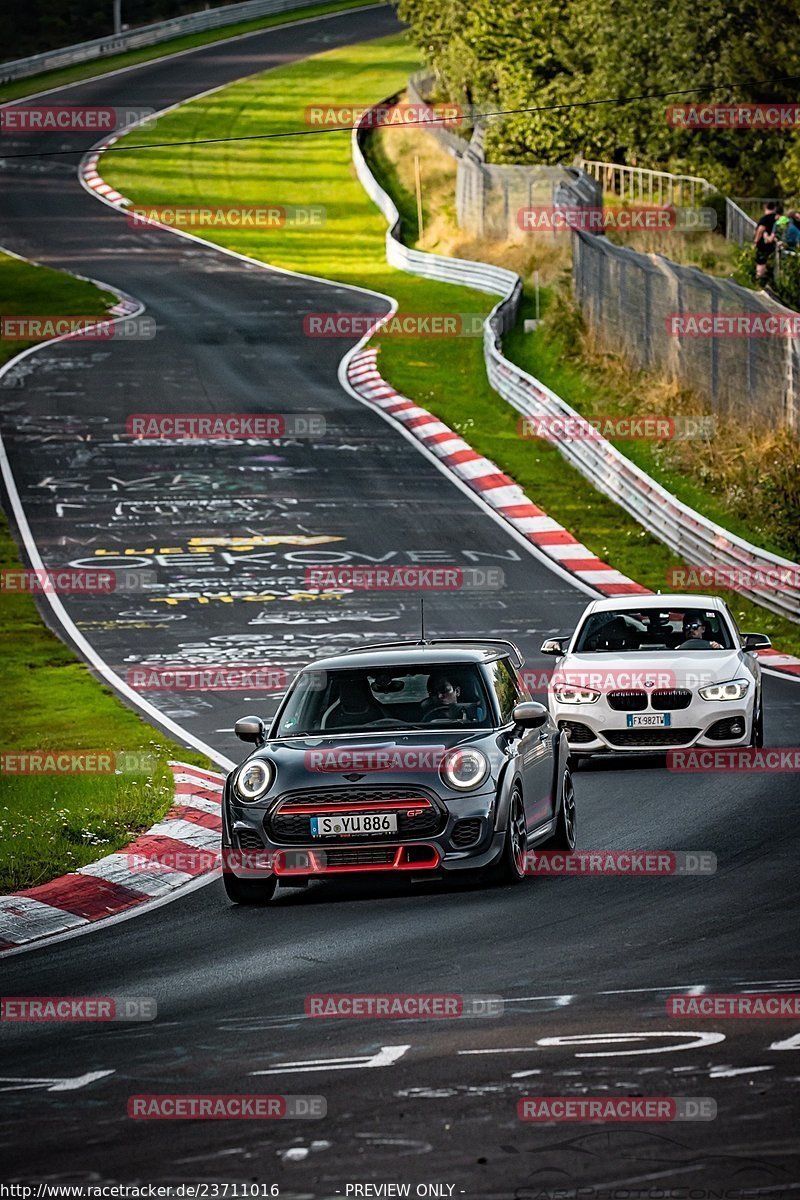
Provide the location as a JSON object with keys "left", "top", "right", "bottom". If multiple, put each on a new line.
{"left": 540, "top": 636, "right": 569, "bottom": 656}
{"left": 234, "top": 715, "right": 267, "bottom": 744}
{"left": 742, "top": 633, "right": 771, "bottom": 651}
{"left": 512, "top": 701, "right": 550, "bottom": 729}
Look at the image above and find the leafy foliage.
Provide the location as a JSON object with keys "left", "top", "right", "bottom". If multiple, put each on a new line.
{"left": 396, "top": 0, "right": 800, "bottom": 193}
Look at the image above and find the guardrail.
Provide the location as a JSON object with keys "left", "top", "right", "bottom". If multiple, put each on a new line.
{"left": 0, "top": 0, "right": 319, "bottom": 83}
{"left": 353, "top": 110, "right": 800, "bottom": 622}
{"left": 577, "top": 158, "right": 715, "bottom": 208}
{"left": 726, "top": 197, "right": 757, "bottom": 245}
{"left": 354, "top": 113, "right": 522, "bottom": 331}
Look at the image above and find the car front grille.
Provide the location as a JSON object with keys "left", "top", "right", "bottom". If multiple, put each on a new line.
{"left": 324, "top": 847, "right": 398, "bottom": 867}
{"left": 651, "top": 689, "right": 692, "bottom": 710}
{"left": 607, "top": 690, "right": 648, "bottom": 711}
{"left": 276, "top": 786, "right": 435, "bottom": 807}
{"left": 265, "top": 785, "right": 445, "bottom": 844}
{"left": 601, "top": 728, "right": 699, "bottom": 748}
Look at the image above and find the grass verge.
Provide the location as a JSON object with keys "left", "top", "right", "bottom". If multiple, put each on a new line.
{"left": 0, "top": 0, "right": 381, "bottom": 103}
{"left": 0, "top": 252, "right": 211, "bottom": 892}
{"left": 100, "top": 35, "right": 800, "bottom": 656}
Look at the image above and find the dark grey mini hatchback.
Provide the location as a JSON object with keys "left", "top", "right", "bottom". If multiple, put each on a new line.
{"left": 221, "top": 639, "right": 576, "bottom": 903}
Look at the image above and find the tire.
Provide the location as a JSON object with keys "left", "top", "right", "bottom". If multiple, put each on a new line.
{"left": 223, "top": 871, "right": 278, "bottom": 905}
{"left": 488, "top": 787, "right": 527, "bottom": 884}
{"left": 750, "top": 698, "right": 764, "bottom": 748}
{"left": 544, "top": 766, "right": 577, "bottom": 850}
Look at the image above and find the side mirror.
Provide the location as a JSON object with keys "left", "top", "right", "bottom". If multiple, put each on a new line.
{"left": 540, "top": 637, "right": 569, "bottom": 656}
{"left": 235, "top": 715, "right": 266, "bottom": 744}
{"left": 512, "top": 701, "right": 550, "bottom": 729}
{"left": 742, "top": 633, "right": 771, "bottom": 651}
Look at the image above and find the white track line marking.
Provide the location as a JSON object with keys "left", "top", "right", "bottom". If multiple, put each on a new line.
{"left": 251, "top": 1045, "right": 410, "bottom": 1074}
{"left": 0, "top": 1070, "right": 114, "bottom": 1092}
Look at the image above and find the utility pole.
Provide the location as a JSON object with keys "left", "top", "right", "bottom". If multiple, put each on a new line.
{"left": 113, "top": 0, "right": 122, "bottom": 35}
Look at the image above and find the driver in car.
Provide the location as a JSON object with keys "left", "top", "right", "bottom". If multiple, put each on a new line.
{"left": 422, "top": 674, "right": 466, "bottom": 720}
{"left": 677, "top": 617, "right": 722, "bottom": 650}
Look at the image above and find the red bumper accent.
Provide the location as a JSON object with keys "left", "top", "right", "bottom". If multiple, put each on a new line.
{"left": 272, "top": 844, "right": 441, "bottom": 875}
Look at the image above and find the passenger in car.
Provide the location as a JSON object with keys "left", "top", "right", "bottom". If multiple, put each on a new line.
{"left": 326, "top": 677, "right": 386, "bottom": 728}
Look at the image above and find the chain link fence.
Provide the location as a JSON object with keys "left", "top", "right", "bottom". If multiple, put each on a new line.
{"left": 572, "top": 229, "right": 799, "bottom": 430}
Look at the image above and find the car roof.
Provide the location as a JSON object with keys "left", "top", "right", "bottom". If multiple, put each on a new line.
{"left": 583, "top": 594, "right": 725, "bottom": 615}
{"left": 298, "top": 641, "right": 517, "bottom": 673}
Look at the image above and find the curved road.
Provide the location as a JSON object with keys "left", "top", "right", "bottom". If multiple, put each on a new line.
{"left": 1, "top": 7, "right": 800, "bottom": 1193}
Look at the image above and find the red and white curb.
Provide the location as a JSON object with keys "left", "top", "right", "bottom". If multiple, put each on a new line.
{"left": 347, "top": 347, "right": 800, "bottom": 679}
{"left": 756, "top": 648, "right": 800, "bottom": 677}
{"left": 0, "top": 762, "right": 225, "bottom": 953}
{"left": 81, "top": 138, "right": 131, "bottom": 206}
{"left": 348, "top": 346, "right": 648, "bottom": 598}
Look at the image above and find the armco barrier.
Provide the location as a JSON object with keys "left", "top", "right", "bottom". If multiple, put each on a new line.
{"left": 352, "top": 107, "right": 800, "bottom": 623}
{"left": 0, "top": 0, "right": 327, "bottom": 84}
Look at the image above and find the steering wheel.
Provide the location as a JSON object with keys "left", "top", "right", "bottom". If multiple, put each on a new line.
{"left": 423, "top": 705, "right": 458, "bottom": 722}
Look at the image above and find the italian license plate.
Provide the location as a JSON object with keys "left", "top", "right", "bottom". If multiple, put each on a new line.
{"left": 310, "top": 812, "right": 398, "bottom": 837}
{"left": 626, "top": 713, "right": 671, "bottom": 728}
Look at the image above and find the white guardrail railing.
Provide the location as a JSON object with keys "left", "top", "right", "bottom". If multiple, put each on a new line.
{"left": 577, "top": 158, "right": 715, "bottom": 207}
{"left": 0, "top": 0, "right": 319, "bottom": 83}
{"left": 353, "top": 108, "right": 800, "bottom": 622}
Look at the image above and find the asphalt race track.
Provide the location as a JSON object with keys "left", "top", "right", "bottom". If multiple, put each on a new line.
{"left": 1, "top": 6, "right": 800, "bottom": 1194}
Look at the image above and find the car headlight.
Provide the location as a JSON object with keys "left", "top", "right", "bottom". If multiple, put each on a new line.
{"left": 698, "top": 678, "right": 750, "bottom": 702}
{"left": 553, "top": 686, "right": 601, "bottom": 704}
{"left": 440, "top": 748, "right": 489, "bottom": 791}
{"left": 233, "top": 758, "right": 274, "bottom": 802}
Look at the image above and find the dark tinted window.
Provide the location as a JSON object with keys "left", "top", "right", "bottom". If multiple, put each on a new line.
{"left": 275, "top": 664, "right": 493, "bottom": 735}
{"left": 573, "top": 608, "right": 733, "bottom": 652}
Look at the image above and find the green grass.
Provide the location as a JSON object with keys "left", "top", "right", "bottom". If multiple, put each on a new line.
{"left": 101, "top": 34, "right": 800, "bottom": 657}
{"left": 0, "top": 252, "right": 212, "bottom": 892}
{"left": 0, "top": 251, "right": 116, "bottom": 349}
{"left": 0, "top": 0, "right": 380, "bottom": 103}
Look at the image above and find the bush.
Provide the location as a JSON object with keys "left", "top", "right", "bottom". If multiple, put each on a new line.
{"left": 733, "top": 244, "right": 757, "bottom": 288}
{"left": 705, "top": 192, "right": 728, "bottom": 238}
{"left": 775, "top": 250, "right": 800, "bottom": 311}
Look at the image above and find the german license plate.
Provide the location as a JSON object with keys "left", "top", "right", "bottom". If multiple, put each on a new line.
{"left": 626, "top": 713, "right": 671, "bottom": 727}
{"left": 310, "top": 812, "right": 398, "bottom": 837}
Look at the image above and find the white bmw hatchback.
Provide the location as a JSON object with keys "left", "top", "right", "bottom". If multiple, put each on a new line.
{"left": 542, "top": 594, "right": 770, "bottom": 760}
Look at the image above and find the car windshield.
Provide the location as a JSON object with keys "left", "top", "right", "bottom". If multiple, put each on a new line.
{"left": 274, "top": 665, "right": 494, "bottom": 735}
{"left": 572, "top": 608, "right": 734, "bottom": 653}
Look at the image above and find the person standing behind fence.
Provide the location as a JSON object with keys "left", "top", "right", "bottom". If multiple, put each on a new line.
{"left": 754, "top": 201, "right": 778, "bottom": 280}
{"left": 784, "top": 212, "right": 800, "bottom": 250}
